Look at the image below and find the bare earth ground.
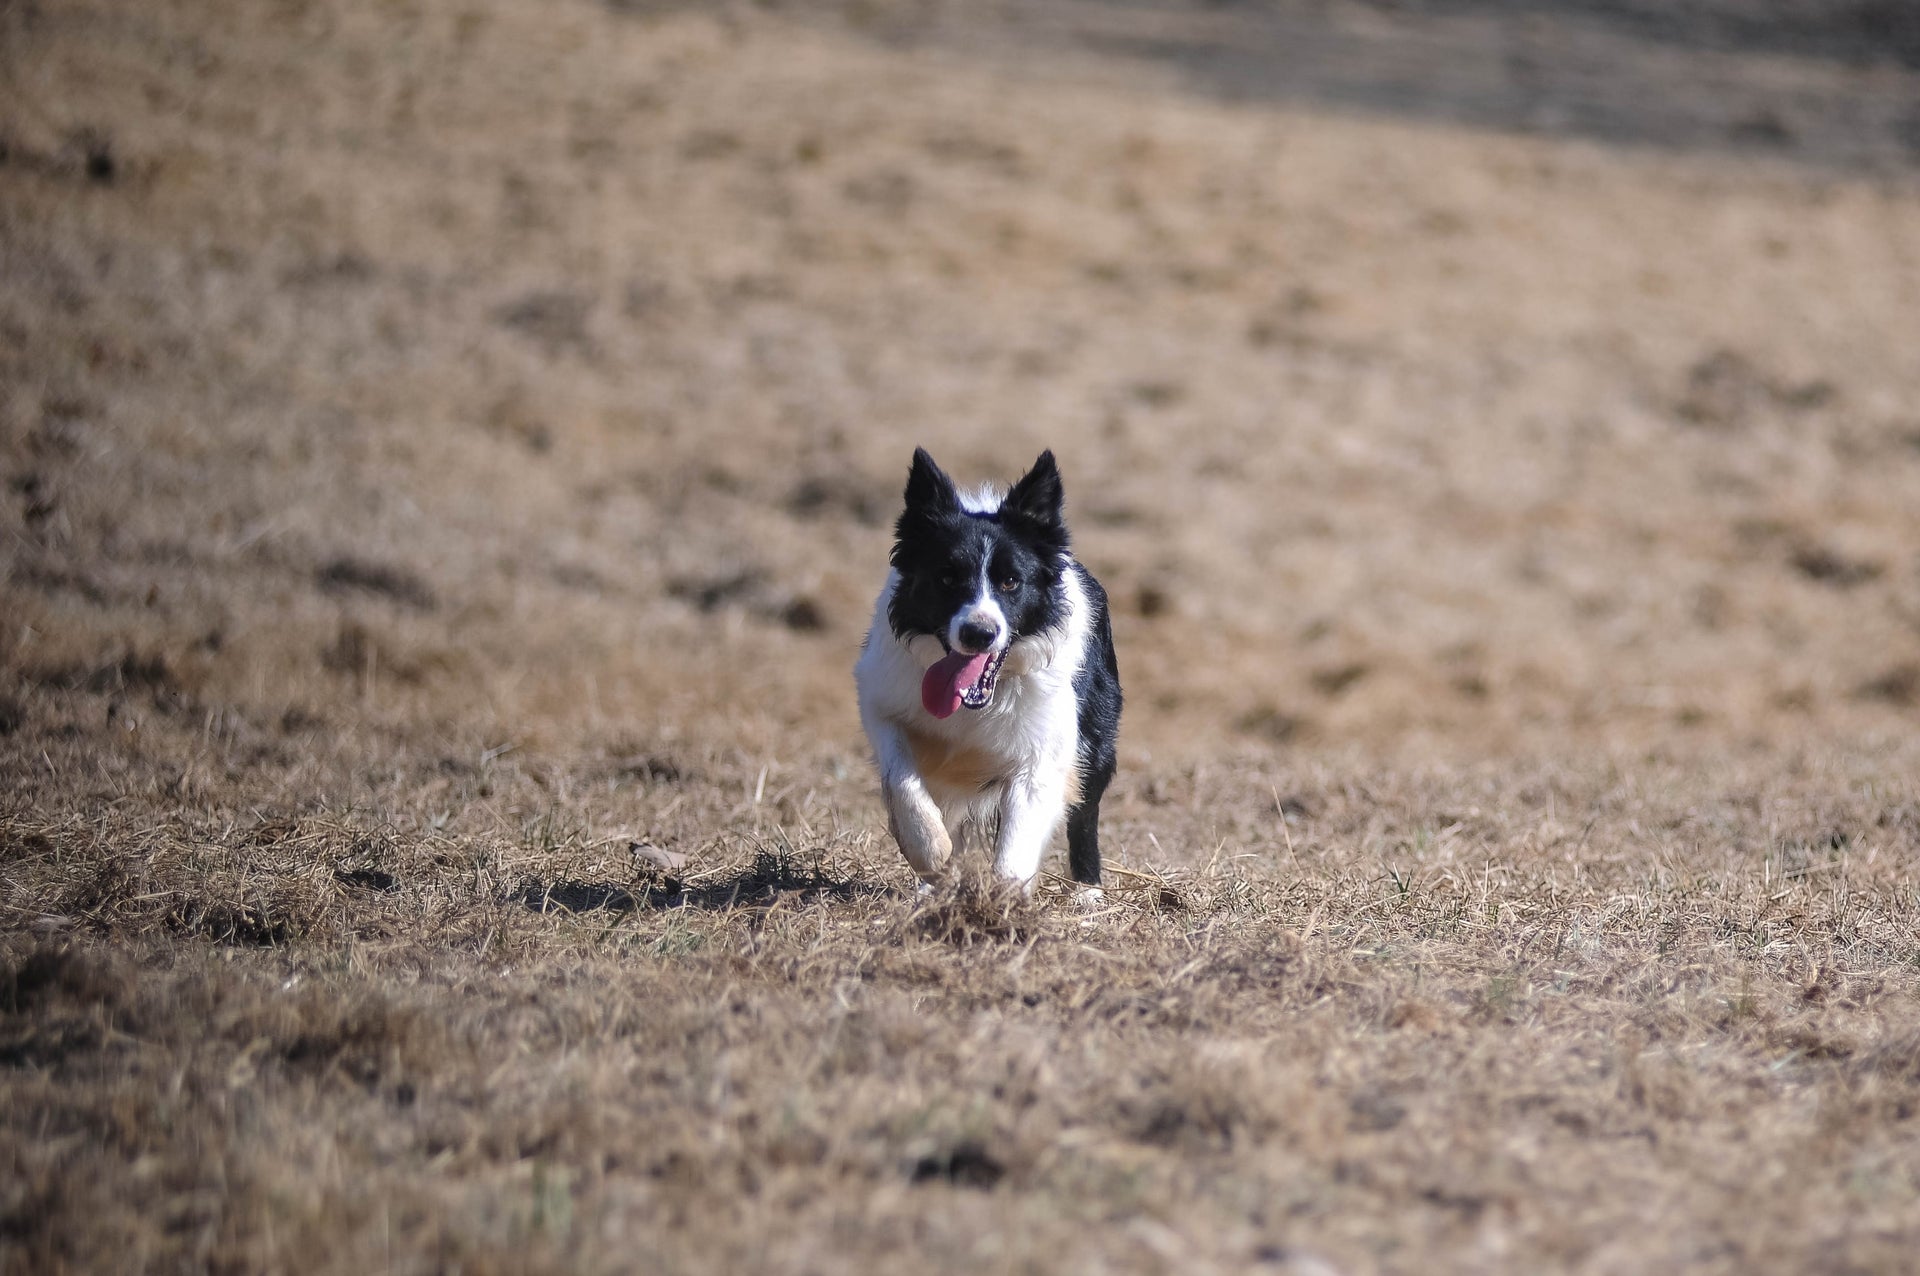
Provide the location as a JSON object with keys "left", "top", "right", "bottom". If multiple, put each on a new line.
{"left": 4, "top": 1, "right": 1920, "bottom": 1271}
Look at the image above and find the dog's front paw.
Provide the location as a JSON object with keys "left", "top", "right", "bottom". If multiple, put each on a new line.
{"left": 884, "top": 779, "right": 952, "bottom": 879}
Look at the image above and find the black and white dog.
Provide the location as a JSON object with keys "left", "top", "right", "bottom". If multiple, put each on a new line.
{"left": 855, "top": 448, "right": 1121, "bottom": 892}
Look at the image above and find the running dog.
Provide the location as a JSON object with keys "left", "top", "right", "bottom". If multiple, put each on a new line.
{"left": 854, "top": 448, "right": 1121, "bottom": 892}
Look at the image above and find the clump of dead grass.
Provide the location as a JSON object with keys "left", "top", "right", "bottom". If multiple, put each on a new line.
{"left": 904, "top": 875, "right": 1043, "bottom": 946}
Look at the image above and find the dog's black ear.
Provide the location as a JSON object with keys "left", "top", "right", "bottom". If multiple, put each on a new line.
{"left": 904, "top": 447, "right": 959, "bottom": 514}
{"left": 1003, "top": 450, "right": 1064, "bottom": 529}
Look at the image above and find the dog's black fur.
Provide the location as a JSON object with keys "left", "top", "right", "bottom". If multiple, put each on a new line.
{"left": 1064, "top": 562, "right": 1122, "bottom": 885}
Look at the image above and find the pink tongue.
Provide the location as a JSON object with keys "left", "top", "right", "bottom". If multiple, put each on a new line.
{"left": 921, "top": 650, "right": 992, "bottom": 719}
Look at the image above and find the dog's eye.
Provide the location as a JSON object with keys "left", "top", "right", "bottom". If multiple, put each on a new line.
{"left": 995, "top": 576, "right": 1019, "bottom": 594}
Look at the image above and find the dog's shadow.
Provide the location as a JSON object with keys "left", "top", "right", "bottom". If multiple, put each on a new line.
{"left": 516, "top": 851, "right": 882, "bottom": 916}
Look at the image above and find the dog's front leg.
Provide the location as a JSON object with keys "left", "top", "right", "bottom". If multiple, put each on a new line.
{"left": 885, "top": 773, "right": 952, "bottom": 882}
{"left": 870, "top": 721, "right": 952, "bottom": 881}
{"left": 991, "top": 765, "right": 1070, "bottom": 891}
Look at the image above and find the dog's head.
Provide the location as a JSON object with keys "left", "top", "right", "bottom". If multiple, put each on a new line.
{"left": 887, "top": 448, "right": 1070, "bottom": 717}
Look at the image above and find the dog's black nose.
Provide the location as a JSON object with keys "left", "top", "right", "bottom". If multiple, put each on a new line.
{"left": 956, "top": 619, "right": 1000, "bottom": 653}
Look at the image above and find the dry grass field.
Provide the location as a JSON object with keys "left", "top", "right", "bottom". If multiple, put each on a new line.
{"left": 5, "top": 1, "right": 1920, "bottom": 1271}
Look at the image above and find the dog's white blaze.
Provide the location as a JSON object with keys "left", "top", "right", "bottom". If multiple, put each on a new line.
{"left": 947, "top": 564, "right": 1008, "bottom": 654}
{"left": 854, "top": 559, "right": 1093, "bottom": 890}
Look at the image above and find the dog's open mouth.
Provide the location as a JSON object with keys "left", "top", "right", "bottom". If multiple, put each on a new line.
{"left": 958, "top": 646, "right": 1006, "bottom": 710}
{"left": 921, "top": 646, "right": 1008, "bottom": 719}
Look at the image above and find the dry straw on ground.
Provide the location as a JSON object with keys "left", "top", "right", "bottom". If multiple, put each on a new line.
{"left": 4, "top": 1, "right": 1920, "bottom": 1272}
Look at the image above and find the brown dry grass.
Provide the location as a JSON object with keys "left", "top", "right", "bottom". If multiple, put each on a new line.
{"left": 5, "top": 1, "right": 1920, "bottom": 1272}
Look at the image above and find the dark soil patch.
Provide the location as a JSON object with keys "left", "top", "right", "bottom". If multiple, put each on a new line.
{"left": 316, "top": 557, "right": 438, "bottom": 610}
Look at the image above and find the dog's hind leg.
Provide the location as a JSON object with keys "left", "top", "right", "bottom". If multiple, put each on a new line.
{"left": 1065, "top": 762, "right": 1112, "bottom": 887}
{"left": 1065, "top": 561, "right": 1123, "bottom": 890}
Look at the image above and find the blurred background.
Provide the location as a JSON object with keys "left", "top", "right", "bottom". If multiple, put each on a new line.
{"left": 4, "top": 0, "right": 1920, "bottom": 768}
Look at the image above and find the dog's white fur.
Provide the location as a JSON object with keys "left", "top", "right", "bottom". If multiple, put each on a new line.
{"left": 855, "top": 531, "right": 1094, "bottom": 890}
